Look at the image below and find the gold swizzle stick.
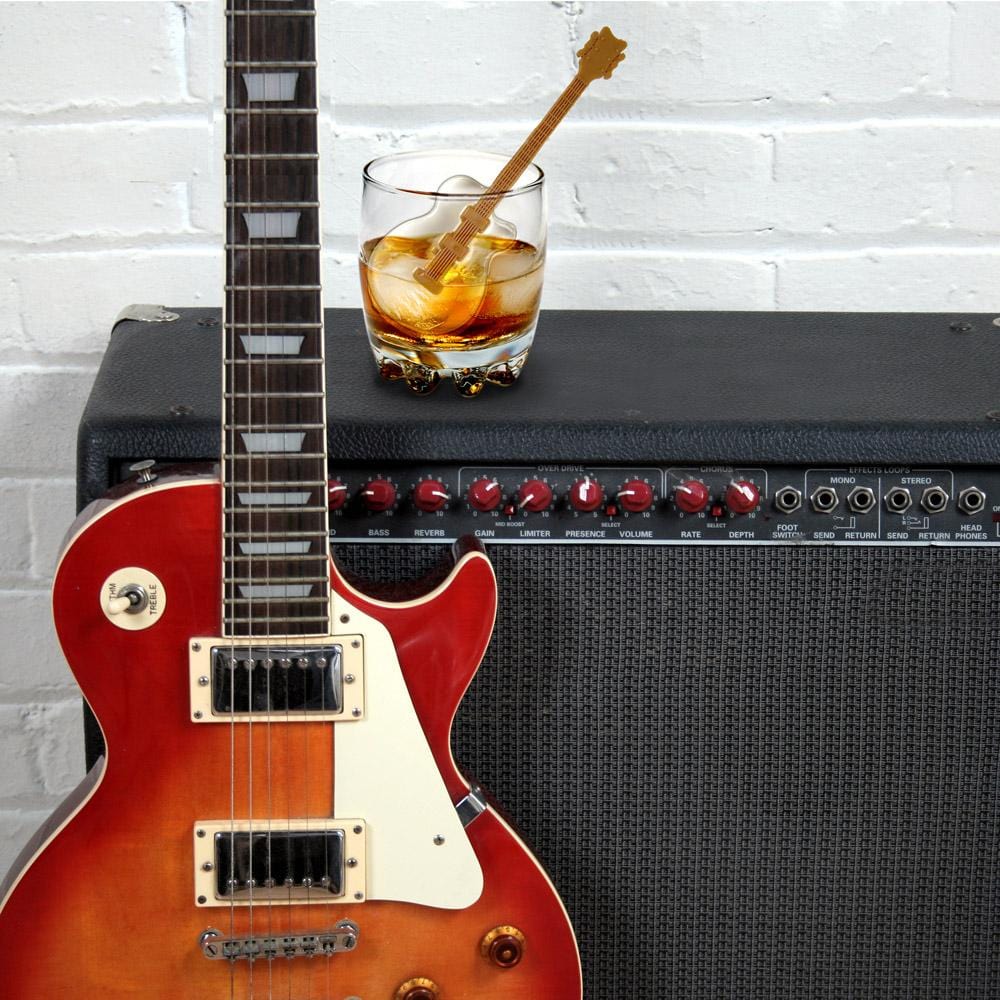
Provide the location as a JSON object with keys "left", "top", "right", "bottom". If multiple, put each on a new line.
{"left": 412, "top": 26, "right": 627, "bottom": 294}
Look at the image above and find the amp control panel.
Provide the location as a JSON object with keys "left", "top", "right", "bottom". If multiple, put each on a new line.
{"left": 325, "top": 465, "right": 1000, "bottom": 546}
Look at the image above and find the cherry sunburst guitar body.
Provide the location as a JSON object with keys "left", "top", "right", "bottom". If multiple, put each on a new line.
{"left": 0, "top": 476, "right": 582, "bottom": 998}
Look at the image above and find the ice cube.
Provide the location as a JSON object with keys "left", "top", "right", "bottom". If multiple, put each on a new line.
{"left": 482, "top": 244, "right": 544, "bottom": 320}
{"left": 392, "top": 174, "right": 517, "bottom": 243}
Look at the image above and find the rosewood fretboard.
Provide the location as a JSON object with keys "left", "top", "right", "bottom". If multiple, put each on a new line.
{"left": 222, "top": 0, "right": 330, "bottom": 638}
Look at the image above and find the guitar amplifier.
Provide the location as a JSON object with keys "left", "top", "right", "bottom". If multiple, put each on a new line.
{"left": 77, "top": 307, "right": 1000, "bottom": 998}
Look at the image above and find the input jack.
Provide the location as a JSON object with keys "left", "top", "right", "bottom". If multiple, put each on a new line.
{"left": 846, "top": 486, "right": 876, "bottom": 514}
{"left": 810, "top": 486, "right": 839, "bottom": 513}
{"left": 885, "top": 487, "right": 912, "bottom": 514}
{"left": 920, "top": 486, "right": 949, "bottom": 514}
{"left": 774, "top": 487, "right": 803, "bottom": 514}
{"left": 957, "top": 486, "right": 986, "bottom": 515}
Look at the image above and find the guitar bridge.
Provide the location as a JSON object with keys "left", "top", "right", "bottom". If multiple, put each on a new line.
{"left": 199, "top": 921, "right": 360, "bottom": 961}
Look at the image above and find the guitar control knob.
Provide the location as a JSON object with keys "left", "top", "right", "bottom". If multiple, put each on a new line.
{"left": 327, "top": 479, "right": 348, "bottom": 510}
{"left": 361, "top": 479, "right": 396, "bottom": 512}
{"left": 468, "top": 477, "right": 503, "bottom": 512}
{"left": 481, "top": 925, "right": 526, "bottom": 969}
{"left": 568, "top": 476, "right": 604, "bottom": 512}
{"left": 725, "top": 480, "right": 760, "bottom": 515}
{"left": 395, "top": 978, "right": 439, "bottom": 1000}
{"left": 412, "top": 479, "right": 450, "bottom": 512}
{"left": 517, "top": 479, "right": 552, "bottom": 513}
{"left": 675, "top": 479, "right": 710, "bottom": 514}
{"left": 618, "top": 479, "right": 654, "bottom": 513}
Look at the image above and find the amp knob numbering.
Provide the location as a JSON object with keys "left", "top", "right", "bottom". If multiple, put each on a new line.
{"left": 412, "top": 479, "right": 450, "bottom": 512}
{"left": 617, "top": 479, "right": 654, "bottom": 513}
{"left": 675, "top": 480, "right": 710, "bottom": 514}
{"left": 517, "top": 479, "right": 553, "bottom": 513}
{"left": 725, "top": 480, "right": 760, "bottom": 515}
{"left": 467, "top": 478, "right": 504, "bottom": 512}
{"left": 361, "top": 478, "right": 397, "bottom": 512}
{"left": 568, "top": 477, "right": 604, "bottom": 512}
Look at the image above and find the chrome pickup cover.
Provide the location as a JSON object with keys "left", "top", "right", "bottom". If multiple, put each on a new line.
{"left": 199, "top": 921, "right": 360, "bottom": 962}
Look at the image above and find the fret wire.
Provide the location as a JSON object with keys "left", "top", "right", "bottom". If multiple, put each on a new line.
{"left": 225, "top": 285, "right": 322, "bottom": 293}
{"left": 225, "top": 108, "right": 319, "bottom": 115}
{"left": 226, "top": 479, "right": 326, "bottom": 487}
{"left": 226, "top": 201, "right": 319, "bottom": 208}
{"left": 224, "top": 322, "right": 323, "bottom": 328}
{"left": 225, "top": 597, "right": 330, "bottom": 605}
{"left": 225, "top": 422, "right": 324, "bottom": 429}
{"left": 225, "top": 392, "right": 325, "bottom": 399}
{"left": 226, "top": 555, "right": 329, "bottom": 563}
{"left": 225, "top": 576, "right": 329, "bottom": 584}
{"left": 226, "top": 154, "right": 320, "bottom": 161}
{"left": 225, "top": 617, "right": 331, "bottom": 625}
{"left": 225, "top": 506, "right": 327, "bottom": 514}
{"left": 226, "top": 243, "right": 321, "bottom": 251}
{"left": 226, "top": 9, "right": 317, "bottom": 16}
{"left": 224, "top": 530, "right": 328, "bottom": 538}
{"left": 225, "top": 60, "right": 317, "bottom": 67}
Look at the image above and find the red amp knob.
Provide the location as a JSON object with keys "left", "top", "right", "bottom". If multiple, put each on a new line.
{"left": 361, "top": 478, "right": 396, "bottom": 512}
{"left": 412, "top": 479, "right": 450, "bottom": 512}
{"left": 568, "top": 476, "right": 604, "bottom": 512}
{"left": 675, "top": 479, "right": 710, "bottom": 514}
{"left": 468, "top": 478, "right": 503, "bottom": 512}
{"left": 618, "top": 479, "right": 654, "bottom": 513}
{"left": 327, "top": 479, "right": 348, "bottom": 511}
{"left": 517, "top": 479, "right": 553, "bottom": 513}
{"left": 725, "top": 480, "right": 760, "bottom": 515}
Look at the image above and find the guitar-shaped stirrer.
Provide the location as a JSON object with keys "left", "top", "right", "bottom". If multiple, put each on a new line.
{"left": 411, "top": 26, "right": 627, "bottom": 295}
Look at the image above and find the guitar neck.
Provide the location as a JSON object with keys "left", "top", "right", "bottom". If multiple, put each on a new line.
{"left": 221, "top": 0, "right": 330, "bottom": 638}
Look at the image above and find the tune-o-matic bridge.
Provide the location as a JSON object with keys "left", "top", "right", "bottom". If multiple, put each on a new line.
{"left": 199, "top": 922, "right": 360, "bottom": 962}
{"left": 193, "top": 820, "right": 367, "bottom": 907}
{"left": 188, "top": 635, "right": 365, "bottom": 723}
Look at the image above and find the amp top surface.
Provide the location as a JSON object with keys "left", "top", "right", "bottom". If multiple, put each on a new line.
{"left": 78, "top": 308, "right": 1000, "bottom": 507}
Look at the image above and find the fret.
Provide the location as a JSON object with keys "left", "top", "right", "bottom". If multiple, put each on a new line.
{"left": 225, "top": 616, "right": 331, "bottom": 625}
{"left": 225, "top": 576, "right": 328, "bottom": 584}
{"left": 225, "top": 108, "right": 319, "bottom": 116}
{"left": 224, "top": 361, "right": 323, "bottom": 371}
{"left": 226, "top": 9, "right": 317, "bottom": 16}
{"left": 226, "top": 422, "right": 324, "bottom": 430}
{"left": 226, "top": 284, "right": 321, "bottom": 291}
{"left": 226, "top": 60, "right": 317, "bottom": 68}
{"left": 227, "top": 154, "right": 319, "bottom": 161}
{"left": 225, "top": 530, "right": 326, "bottom": 539}
{"left": 225, "top": 322, "right": 322, "bottom": 329}
{"left": 228, "top": 554, "right": 327, "bottom": 563}
{"left": 227, "top": 243, "right": 321, "bottom": 251}
{"left": 225, "top": 506, "right": 327, "bottom": 515}
{"left": 228, "top": 201, "right": 319, "bottom": 208}
{"left": 226, "top": 479, "right": 326, "bottom": 488}
{"left": 223, "top": 452, "right": 327, "bottom": 460}
{"left": 225, "top": 392, "right": 324, "bottom": 399}
{"left": 225, "top": 596, "right": 329, "bottom": 605}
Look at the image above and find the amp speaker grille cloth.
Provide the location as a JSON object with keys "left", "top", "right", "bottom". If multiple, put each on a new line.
{"left": 335, "top": 543, "right": 1000, "bottom": 998}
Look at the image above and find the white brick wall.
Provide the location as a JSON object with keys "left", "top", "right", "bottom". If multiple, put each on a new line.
{"left": 0, "top": 0, "right": 998, "bottom": 875}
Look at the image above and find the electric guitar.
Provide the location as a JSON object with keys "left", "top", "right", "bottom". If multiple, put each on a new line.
{"left": 0, "top": 2, "right": 582, "bottom": 996}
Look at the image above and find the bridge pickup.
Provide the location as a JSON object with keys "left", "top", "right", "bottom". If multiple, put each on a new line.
{"left": 199, "top": 920, "right": 360, "bottom": 962}
{"left": 189, "top": 635, "right": 365, "bottom": 722}
{"left": 194, "top": 819, "right": 366, "bottom": 907}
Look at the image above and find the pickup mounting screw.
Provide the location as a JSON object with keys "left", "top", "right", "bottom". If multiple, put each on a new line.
{"left": 202, "top": 861, "right": 214, "bottom": 871}
{"left": 352, "top": 707, "right": 362, "bottom": 717}
{"left": 345, "top": 673, "right": 355, "bottom": 684}
{"left": 196, "top": 828, "right": 206, "bottom": 838}
{"left": 347, "top": 857, "right": 358, "bottom": 868}
{"left": 197, "top": 895, "right": 207, "bottom": 904}
{"left": 433, "top": 835, "right": 445, "bottom": 846}
{"left": 198, "top": 675, "right": 209, "bottom": 687}
{"left": 353, "top": 825, "right": 362, "bottom": 835}
{"left": 354, "top": 892, "right": 364, "bottom": 900}
{"left": 191, "top": 642, "right": 201, "bottom": 652}
{"left": 339, "top": 614, "right": 350, "bottom": 624}
{"left": 193, "top": 711, "right": 203, "bottom": 720}
{"left": 351, "top": 640, "right": 360, "bottom": 649}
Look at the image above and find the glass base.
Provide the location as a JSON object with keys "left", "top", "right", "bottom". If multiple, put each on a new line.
{"left": 366, "top": 327, "right": 534, "bottom": 397}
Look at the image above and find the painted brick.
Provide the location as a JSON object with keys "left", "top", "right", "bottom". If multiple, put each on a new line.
{"left": 0, "top": 810, "right": 51, "bottom": 880}
{"left": 29, "top": 480, "right": 77, "bottom": 581}
{"left": 0, "top": 706, "right": 44, "bottom": 802}
{"left": 776, "top": 251, "right": 1000, "bottom": 311}
{"left": 775, "top": 122, "right": 1000, "bottom": 235}
{"left": 0, "top": 483, "right": 32, "bottom": 581}
{"left": 24, "top": 700, "right": 84, "bottom": 798}
{"left": 951, "top": 1, "right": 1000, "bottom": 103}
{"left": 321, "top": 123, "right": 774, "bottom": 245}
{"left": 0, "top": 369, "right": 95, "bottom": 475}
{"left": 577, "top": 1, "right": 950, "bottom": 109}
{"left": 0, "top": 593, "right": 76, "bottom": 700}
{"left": 7, "top": 250, "right": 219, "bottom": 358}
{"left": 0, "top": 2, "right": 189, "bottom": 112}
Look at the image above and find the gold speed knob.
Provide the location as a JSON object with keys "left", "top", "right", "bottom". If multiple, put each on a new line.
{"left": 394, "top": 978, "right": 439, "bottom": 1000}
{"left": 480, "top": 925, "right": 526, "bottom": 968}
